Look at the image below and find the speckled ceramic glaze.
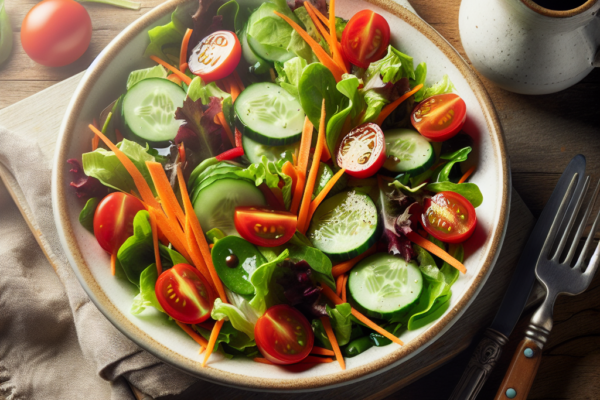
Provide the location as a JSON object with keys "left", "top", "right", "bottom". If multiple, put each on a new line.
{"left": 52, "top": 0, "right": 510, "bottom": 391}
{"left": 459, "top": 0, "right": 600, "bottom": 94}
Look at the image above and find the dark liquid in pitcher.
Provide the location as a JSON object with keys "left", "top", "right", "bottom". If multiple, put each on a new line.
{"left": 531, "top": 0, "right": 588, "bottom": 10}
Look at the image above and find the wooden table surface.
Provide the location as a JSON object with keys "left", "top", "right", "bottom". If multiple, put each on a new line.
{"left": 1, "top": 0, "right": 599, "bottom": 399}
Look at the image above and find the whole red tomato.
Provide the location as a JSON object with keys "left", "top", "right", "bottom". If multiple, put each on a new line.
{"left": 21, "top": 0, "right": 92, "bottom": 67}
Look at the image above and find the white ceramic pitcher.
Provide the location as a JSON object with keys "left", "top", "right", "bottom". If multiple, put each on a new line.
{"left": 459, "top": 0, "right": 600, "bottom": 94}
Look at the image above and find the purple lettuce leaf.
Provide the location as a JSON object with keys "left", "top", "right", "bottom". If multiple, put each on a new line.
{"left": 277, "top": 260, "right": 328, "bottom": 318}
{"left": 67, "top": 159, "right": 107, "bottom": 199}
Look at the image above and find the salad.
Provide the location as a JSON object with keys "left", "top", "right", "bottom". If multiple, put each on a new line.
{"left": 68, "top": 0, "right": 483, "bottom": 369}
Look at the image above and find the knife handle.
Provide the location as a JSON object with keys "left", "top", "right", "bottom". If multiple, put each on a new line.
{"left": 449, "top": 328, "right": 509, "bottom": 400}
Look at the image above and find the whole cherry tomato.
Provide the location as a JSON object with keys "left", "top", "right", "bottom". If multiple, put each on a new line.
{"left": 341, "top": 10, "right": 390, "bottom": 68}
{"left": 234, "top": 206, "right": 297, "bottom": 247}
{"left": 93, "top": 192, "right": 146, "bottom": 254}
{"left": 254, "top": 304, "right": 314, "bottom": 364}
{"left": 188, "top": 30, "right": 241, "bottom": 82}
{"left": 421, "top": 191, "right": 477, "bottom": 243}
{"left": 337, "top": 123, "right": 386, "bottom": 179}
{"left": 21, "top": 0, "right": 92, "bottom": 67}
{"left": 411, "top": 94, "right": 467, "bottom": 142}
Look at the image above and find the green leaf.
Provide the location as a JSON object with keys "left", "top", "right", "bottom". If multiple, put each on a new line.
{"left": 78, "top": 0, "right": 141, "bottom": 10}
{"left": 426, "top": 181, "right": 483, "bottom": 208}
{"left": 187, "top": 76, "right": 233, "bottom": 127}
{"left": 436, "top": 146, "right": 472, "bottom": 182}
{"left": 325, "top": 75, "right": 363, "bottom": 159}
{"left": 79, "top": 197, "right": 100, "bottom": 233}
{"left": 82, "top": 139, "right": 159, "bottom": 196}
{"left": 248, "top": 3, "right": 295, "bottom": 62}
{"left": 217, "top": 0, "right": 243, "bottom": 32}
{"left": 410, "top": 62, "right": 428, "bottom": 102}
{"left": 233, "top": 156, "right": 293, "bottom": 209}
{"left": 0, "top": 0, "right": 13, "bottom": 66}
{"left": 299, "top": 63, "right": 343, "bottom": 129}
{"left": 130, "top": 263, "right": 164, "bottom": 315}
{"left": 313, "top": 162, "right": 334, "bottom": 199}
{"left": 249, "top": 249, "right": 290, "bottom": 315}
{"left": 275, "top": 56, "right": 307, "bottom": 99}
{"left": 440, "top": 244, "right": 463, "bottom": 287}
{"left": 143, "top": 7, "right": 192, "bottom": 66}
{"left": 311, "top": 318, "right": 332, "bottom": 350}
{"left": 390, "top": 180, "right": 428, "bottom": 194}
{"left": 288, "top": 245, "right": 335, "bottom": 289}
{"left": 326, "top": 303, "right": 353, "bottom": 346}
{"left": 289, "top": 231, "right": 314, "bottom": 247}
{"left": 206, "top": 228, "right": 226, "bottom": 244}
{"left": 420, "top": 74, "right": 455, "bottom": 100}
{"left": 126, "top": 65, "right": 168, "bottom": 91}
{"left": 212, "top": 298, "right": 256, "bottom": 340}
{"left": 194, "top": 321, "right": 256, "bottom": 353}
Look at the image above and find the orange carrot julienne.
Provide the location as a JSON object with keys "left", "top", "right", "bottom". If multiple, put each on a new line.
{"left": 227, "top": 75, "right": 241, "bottom": 102}
{"left": 304, "top": 2, "right": 347, "bottom": 74}
{"left": 341, "top": 274, "right": 349, "bottom": 303}
{"left": 184, "top": 218, "right": 213, "bottom": 284}
{"left": 327, "top": 0, "right": 348, "bottom": 74}
{"left": 375, "top": 84, "right": 424, "bottom": 126}
{"left": 458, "top": 166, "right": 476, "bottom": 184}
{"left": 332, "top": 244, "right": 377, "bottom": 278}
{"left": 321, "top": 285, "right": 404, "bottom": 346}
{"left": 216, "top": 112, "right": 235, "bottom": 147}
{"left": 202, "top": 319, "right": 225, "bottom": 366}
{"left": 146, "top": 161, "right": 186, "bottom": 227}
{"left": 281, "top": 161, "right": 298, "bottom": 195}
{"left": 273, "top": 11, "right": 344, "bottom": 82}
{"left": 311, "top": 346, "right": 335, "bottom": 356}
{"left": 89, "top": 125, "right": 160, "bottom": 209}
{"left": 336, "top": 274, "right": 344, "bottom": 297}
{"left": 306, "top": 1, "right": 330, "bottom": 27}
{"left": 233, "top": 71, "right": 245, "bottom": 92}
{"left": 180, "top": 28, "right": 193, "bottom": 71}
{"left": 167, "top": 74, "right": 183, "bottom": 86}
{"left": 149, "top": 55, "right": 192, "bottom": 85}
{"left": 150, "top": 206, "right": 192, "bottom": 262}
{"left": 176, "top": 166, "right": 228, "bottom": 302}
{"left": 253, "top": 357, "right": 274, "bottom": 365}
{"left": 298, "top": 101, "right": 326, "bottom": 232}
{"left": 148, "top": 208, "right": 163, "bottom": 275}
{"left": 110, "top": 253, "right": 117, "bottom": 276}
{"left": 320, "top": 316, "right": 345, "bottom": 370}
{"left": 178, "top": 142, "right": 186, "bottom": 165}
{"left": 176, "top": 321, "right": 209, "bottom": 347}
{"left": 180, "top": 62, "right": 189, "bottom": 73}
{"left": 406, "top": 231, "right": 467, "bottom": 274}
{"left": 306, "top": 168, "right": 345, "bottom": 224}
{"left": 290, "top": 117, "right": 314, "bottom": 214}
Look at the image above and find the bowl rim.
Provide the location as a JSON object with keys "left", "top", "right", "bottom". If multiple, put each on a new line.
{"left": 52, "top": 0, "right": 510, "bottom": 391}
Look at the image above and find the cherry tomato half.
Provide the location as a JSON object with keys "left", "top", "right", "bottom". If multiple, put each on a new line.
{"left": 188, "top": 30, "right": 241, "bottom": 82}
{"left": 254, "top": 304, "right": 314, "bottom": 365}
{"left": 93, "top": 192, "right": 146, "bottom": 255}
{"left": 421, "top": 191, "right": 476, "bottom": 244}
{"left": 21, "top": 0, "right": 92, "bottom": 67}
{"left": 155, "top": 263, "right": 216, "bottom": 324}
{"left": 234, "top": 207, "right": 297, "bottom": 247}
{"left": 337, "top": 123, "right": 386, "bottom": 179}
{"left": 341, "top": 10, "right": 390, "bottom": 69}
{"left": 411, "top": 94, "right": 467, "bottom": 142}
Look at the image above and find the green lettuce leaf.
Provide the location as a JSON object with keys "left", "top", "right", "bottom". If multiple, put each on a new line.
{"left": 299, "top": 63, "right": 343, "bottom": 130}
{"left": 288, "top": 6, "right": 321, "bottom": 63}
{"left": 249, "top": 249, "right": 289, "bottom": 315}
{"left": 126, "top": 65, "right": 168, "bottom": 91}
{"left": 288, "top": 245, "right": 335, "bottom": 289}
{"left": 82, "top": 139, "right": 160, "bottom": 196}
{"left": 79, "top": 197, "right": 99, "bottom": 233}
{"left": 195, "top": 321, "right": 256, "bottom": 354}
{"left": 390, "top": 180, "right": 428, "bottom": 194}
{"left": 425, "top": 181, "right": 483, "bottom": 208}
{"left": 212, "top": 298, "right": 256, "bottom": 339}
{"left": 325, "top": 75, "right": 364, "bottom": 159}
{"left": 326, "top": 303, "right": 353, "bottom": 346}
{"left": 411, "top": 62, "right": 428, "bottom": 102}
{"left": 275, "top": 56, "right": 307, "bottom": 99}
{"left": 130, "top": 263, "right": 164, "bottom": 314}
{"left": 435, "top": 146, "right": 472, "bottom": 182}
{"left": 187, "top": 76, "right": 233, "bottom": 127}
{"left": 233, "top": 156, "right": 293, "bottom": 210}
{"left": 143, "top": 7, "right": 192, "bottom": 66}
{"left": 217, "top": 0, "right": 249, "bottom": 33}
{"left": 420, "top": 74, "right": 455, "bottom": 100}
{"left": 247, "top": 2, "right": 296, "bottom": 63}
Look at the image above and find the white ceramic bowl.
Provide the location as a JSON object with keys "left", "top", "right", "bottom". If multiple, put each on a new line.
{"left": 52, "top": 0, "right": 510, "bottom": 391}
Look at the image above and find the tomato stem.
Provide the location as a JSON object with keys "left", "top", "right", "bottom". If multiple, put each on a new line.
{"left": 78, "top": 0, "right": 140, "bottom": 11}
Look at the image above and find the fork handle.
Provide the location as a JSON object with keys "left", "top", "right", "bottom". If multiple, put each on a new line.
{"left": 494, "top": 326, "right": 548, "bottom": 400}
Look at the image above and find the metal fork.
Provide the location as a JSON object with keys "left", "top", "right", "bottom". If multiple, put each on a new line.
{"left": 494, "top": 174, "right": 600, "bottom": 400}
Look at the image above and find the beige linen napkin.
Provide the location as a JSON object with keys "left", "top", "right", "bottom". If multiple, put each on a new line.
{"left": 0, "top": 126, "right": 198, "bottom": 399}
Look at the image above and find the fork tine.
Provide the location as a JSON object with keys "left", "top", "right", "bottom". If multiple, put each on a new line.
{"left": 539, "top": 174, "right": 579, "bottom": 260}
{"left": 574, "top": 181, "right": 600, "bottom": 272}
{"left": 552, "top": 176, "right": 590, "bottom": 262}
{"left": 565, "top": 178, "right": 599, "bottom": 266}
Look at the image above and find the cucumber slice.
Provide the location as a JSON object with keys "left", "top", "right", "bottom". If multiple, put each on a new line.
{"left": 235, "top": 82, "right": 305, "bottom": 145}
{"left": 193, "top": 178, "right": 266, "bottom": 236}
{"left": 241, "top": 23, "right": 271, "bottom": 74}
{"left": 190, "top": 172, "right": 246, "bottom": 205}
{"left": 120, "top": 78, "right": 186, "bottom": 147}
{"left": 242, "top": 134, "right": 298, "bottom": 164}
{"left": 383, "top": 129, "right": 435, "bottom": 175}
{"left": 313, "top": 162, "right": 333, "bottom": 199}
{"left": 307, "top": 191, "right": 379, "bottom": 262}
{"left": 348, "top": 253, "right": 423, "bottom": 320}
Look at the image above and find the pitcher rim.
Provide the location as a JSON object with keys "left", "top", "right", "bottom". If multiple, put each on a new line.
{"left": 520, "top": 0, "right": 598, "bottom": 18}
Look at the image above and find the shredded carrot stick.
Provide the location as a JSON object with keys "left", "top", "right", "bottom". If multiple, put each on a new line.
{"left": 176, "top": 321, "right": 209, "bottom": 347}
{"left": 179, "top": 62, "right": 189, "bottom": 73}
{"left": 221, "top": 77, "right": 232, "bottom": 93}
{"left": 458, "top": 166, "right": 476, "bottom": 184}
{"left": 321, "top": 285, "right": 404, "bottom": 345}
{"left": 332, "top": 244, "right": 377, "bottom": 277}
{"left": 304, "top": 2, "right": 347, "bottom": 74}
{"left": 180, "top": 28, "right": 193, "bottom": 71}
{"left": 292, "top": 153, "right": 297, "bottom": 166}
{"left": 89, "top": 125, "right": 160, "bottom": 209}
{"left": 406, "top": 231, "right": 467, "bottom": 273}
{"left": 227, "top": 75, "right": 241, "bottom": 102}
{"left": 298, "top": 101, "right": 326, "bottom": 232}
{"left": 216, "top": 112, "right": 235, "bottom": 147}
{"left": 375, "top": 84, "right": 424, "bottom": 126}
{"left": 150, "top": 206, "right": 192, "bottom": 262}
{"left": 110, "top": 253, "right": 117, "bottom": 276}
{"left": 202, "top": 319, "right": 225, "bottom": 366}
{"left": 418, "top": 229, "right": 428, "bottom": 238}
{"left": 148, "top": 208, "right": 163, "bottom": 275}
{"left": 178, "top": 142, "right": 186, "bottom": 165}
{"left": 273, "top": 11, "right": 344, "bottom": 82}
{"left": 326, "top": 0, "right": 348, "bottom": 74}
{"left": 341, "top": 274, "right": 349, "bottom": 303}
{"left": 253, "top": 357, "right": 274, "bottom": 365}
{"left": 185, "top": 218, "right": 213, "bottom": 284}
{"left": 320, "top": 316, "right": 345, "bottom": 370}
{"left": 281, "top": 161, "right": 298, "bottom": 195}
{"left": 233, "top": 71, "right": 245, "bottom": 92}
{"left": 307, "top": 1, "right": 330, "bottom": 27}
{"left": 149, "top": 55, "right": 192, "bottom": 85}
{"left": 198, "top": 346, "right": 205, "bottom": 354}
{"left": 306, "top": 168, "right": 345, "bottom": 224}
{"left": 290, "top": 117, "right": 314, "bottom": 214}
{"left": 176, "top": 166, "right": 228, "bottom": 301}
{"left": 336, "top": 274, "right": 345, "bottom": 297}
{"left": 146, "top": 161, "right": 186, "bottom": 227}
{"left": 167, "top": 74, "right": 183, "bottom": 86}
{"left": 92, "top": 130, "right": 100, "bottom": 151}
{"left": 311, "top": 346, "right": 335, "bottom": 356}
{"left": 209, "top": 243, "right": 214, "bottom": 249}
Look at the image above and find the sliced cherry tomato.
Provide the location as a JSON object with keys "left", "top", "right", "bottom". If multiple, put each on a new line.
{"left": 411, "top": 94, "right": 467, "bottom": 142}
{"left": 93, "top": 192, "right": 146, "bottom": 254}
{"left": 21, "top": 0, "right": 92, "bottom": 67}
{"left": 254, "top": 304, "right": 314, "bottom": 365}
{"left": 337, "top": 122, "right": 386, "bottom": 179}
{"left": 420, "top": 191, "right": 476, "bottom": 244}
{"left": 234, "top": 207, "right": 297, "bottom": 247}
{"left": 188, "top": 30, "right": 241, "bottom": 82}
{"left": 155, "top": 263, "right": 216, "bottom": 324}
{"left": 341, "top": 10, "right": 390, "bottom": 69}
